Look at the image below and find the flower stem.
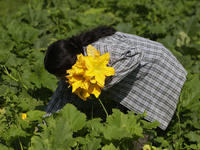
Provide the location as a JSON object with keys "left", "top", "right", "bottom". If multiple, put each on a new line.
{"left": 3, "top": 66, "right": 18, "bottom": 82}
{"left": 3, "top": 66, "right": 28, "bottom": 90}
{"left": 98, "top": 97, "right": 108, "bottom": 117}
{"left": 18, "top": 138, "right": 23, "bottom": 150}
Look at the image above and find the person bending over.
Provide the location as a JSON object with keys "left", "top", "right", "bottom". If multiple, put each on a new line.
{"left": 44, "top": 26, "right": 187, "bottom": 130}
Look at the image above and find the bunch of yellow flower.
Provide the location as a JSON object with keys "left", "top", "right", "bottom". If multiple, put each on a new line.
{"left": 66, "top": 45, "right": 115, "bottom": 100}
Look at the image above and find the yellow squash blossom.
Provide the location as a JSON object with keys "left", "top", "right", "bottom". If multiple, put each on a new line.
{"left": 84, "top": 52, "right": 115, "bottom": 87}
{"left": 22, "top": 113, "right": 27, "bottom": 120}
{"left": 66, "top": 45, "right": 115, "bottom": 100}
{"left": 87, "top": 44, "right": 101, "bottom": 59}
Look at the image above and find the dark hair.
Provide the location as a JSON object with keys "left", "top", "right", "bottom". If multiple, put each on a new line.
{"left": 44, "top": 26, "right": 117, "bottom": 75}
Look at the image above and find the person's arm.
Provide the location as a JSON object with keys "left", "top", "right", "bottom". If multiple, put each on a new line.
{"left": 44, "top": 80, "right": 77, "bottom": 114}
{"left": 106, "top": 44, "right": 143, "bottom": 90}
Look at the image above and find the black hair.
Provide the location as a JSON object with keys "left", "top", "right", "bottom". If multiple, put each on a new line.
{"left": 44, "top": 26, "right": 117, "bottom": 75}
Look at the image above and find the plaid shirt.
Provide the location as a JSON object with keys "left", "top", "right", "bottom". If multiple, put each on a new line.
{"left": 44, "top": 32, "right": 187, "bottom": 130}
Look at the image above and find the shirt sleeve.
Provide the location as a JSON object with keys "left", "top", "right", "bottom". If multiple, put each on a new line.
{"left": 105, "top": 44, "right": 143, "bottom": 90}
{"left": 44, "top": 80, "right": 78, "bottom": 113}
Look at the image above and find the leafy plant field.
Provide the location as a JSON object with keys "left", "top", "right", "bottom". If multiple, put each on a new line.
{"left": 0, "top": 0, "right": 200, "bottom": 149}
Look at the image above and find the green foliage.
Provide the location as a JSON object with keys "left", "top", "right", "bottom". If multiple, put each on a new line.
{"left": 29, "top": 104, "right": 158, "bottom": 150}
{"left": 0, "top": 0, "right": 200, "bottom": 149}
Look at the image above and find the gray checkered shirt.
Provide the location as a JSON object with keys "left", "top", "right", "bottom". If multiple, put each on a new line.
{"left": 44, "top": 32, "right": 187, "bottom": 130}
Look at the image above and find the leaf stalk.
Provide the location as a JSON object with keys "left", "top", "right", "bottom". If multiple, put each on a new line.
{"left": 3, "top": 66, "right": 28, "bottom": 90}
{"left": 98, "top": 97, "right": 108, "bottom": 117}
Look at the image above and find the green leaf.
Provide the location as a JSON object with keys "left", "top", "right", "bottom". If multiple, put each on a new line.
{"left": 18, "top": 100, "right": 29, "bottom": 111}
{"left": 5, "top": 54, "right": 18, "bottom": 68}
{"left": 25, "top": 27, "right": 39, "bottom": 43}
{"left": 154, "top": 137, "right": 169, "bottom": 148}
{"left": 116, "top": 23, "right": 133, "bottom": 33}
{"left": 189, "top": 61, "right": 200, "bottom": 74}
{"left": 1, "top": 126, "right": 26, "bottom": 147}
{"left": 77, "top": 14, "right": 99, "bottom": 26}
{"left": 175, "top": 55, "right": 193, "bottom": 69}
{"left": 24, "top": 8, "right": 44, "bottom": 26}
{"left": 84, "top": 8, "right": 106, "bottom": 15}
{"left": 106, "top": 109, "right": 136, "bottom": 128}
{"left": 0, "top": 50, "right": 11, "bottom": 64}
{"left": 184, "top": 131, "right": 200, "bottom": 143}
{"left": 0, "top": 144, "right": 14, "bottom": 150}
{"left": 194, "top": 121, "right": 200, "bottom": 129}
{"left": 20, "top": 70, "right": 33, "bottom": 90}
{"left": 29, "top": 72, "right": 42, "bottom": 89}
{"left": 189, "top": 144, "right": 197, "bottom": 149}
{"left": 51, "top": 117, "right": 74, "bottom": 149}
{"left": 14, "top": 43, "right": 30, "bottom": 56}
{"left": 29, "top": 128, "right": 52, "bottom": 150}
{"left": 106, "top": 109, "right": 144, "bottom": 138}
{"left": 0, "top": 84, "right": 8, "bottom": 96}
{"left": 141, "top": 120, "right": 160, "bottom": 130}
{"left": 85, "top": 118, "right": 103, "bottom": 135}
{"left": 181, "top": 74, "right": 200, "bottom": 109}
{"left": 41, "top": 70, "right": 58, "bottom": 92}
{"left": 29, "top": 60, "right": 57, "bottom": 91}
{"left": 29, "top": 51, "right": 45, "bottom": 62}
{"left": 18, "top": 90, "right": 44, "bottom": 110}
{"left": 20, "top": 119, "right": 30, "bottom": 129}
{"left": 176, "top": 16, "right": 200, "bottom": 39}
{"left": 102, "top": 143, "right": 119, "bottom": 150}
{"left": 103, "top": 125, "right": 132, "bottom": 140}
{"left": 61, "top": 104, "right": 87, "bottom": 132}
{"left": 149, "top": 23, "right": 167, "bottom": 35}
{"left": 60, "top": 137, "right": 79, "bottom": 149}
{"left": 0, "top": 33, "right": 15, "bottom": 51}
{"left": 27, "top": 110, "right": 46, "bottom": 121}
{"left": 176, "top": 31, "right": 190, "bottom": 47}
{"left": 33, "top": 35, "right": 52, "bottom": 50}
{"left": 12, "top": 27, "right": 39, "bottom": 44}
{"left": 157, "top": 36, "right": 177, "bottom": 50}
{"left": 43, "top": 113, "right": 58, "bottom": 129}
{"left": 131, "top": 123, "right": 144, "bottom": 138}
{"left": 28, "top": 0, "right": 45, "bottom": 11}
{"left": 1, "top": 17, "right": 18, "bottom": 31}
{"left": 31, "top": 111, "right": 79, "bottom": 149}
{"left": 82, "top": 139, "right": 101, "bottom": 150}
